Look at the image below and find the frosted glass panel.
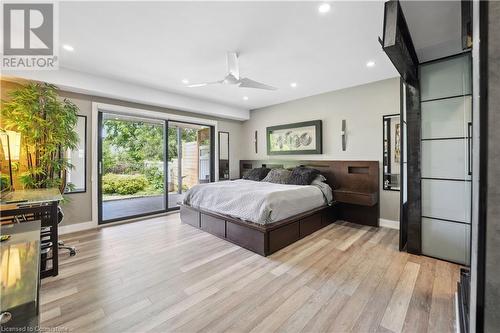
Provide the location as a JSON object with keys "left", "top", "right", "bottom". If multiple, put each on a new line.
{"left": 422, "top": 218, "right": 470, "bottom": 264}
{"left": 420, "top": 54, "right": 472, "bottom": 101}
{"left": 422, "top": 96, "right": 472, "bottom": 139}
{"left": 422, "top": 140, "right": 469, "bottom": 179}
{"left": 422, "top": 179, "right": 471, "bottom": 223}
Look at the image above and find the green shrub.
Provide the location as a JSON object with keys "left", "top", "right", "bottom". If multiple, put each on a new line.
{"left": 102, "top": 174, "right": 148, "bottom": 195}
{"left": 0, "top": 174, "right": 10, "bottom": 191}
{"left": 144, "top": 166, "right": 164, "bottom": 190}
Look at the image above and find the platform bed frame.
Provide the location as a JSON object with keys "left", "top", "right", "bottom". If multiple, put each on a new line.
{"left": 180, "top": 204, "right": 337, "bottom": 256}
{"left": 180, "top": 160, "right": 379, "bottom": 256}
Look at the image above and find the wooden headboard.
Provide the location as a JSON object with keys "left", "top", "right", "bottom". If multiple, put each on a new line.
{"left": 239, "top": 160, "right": 379, "bottom": 194}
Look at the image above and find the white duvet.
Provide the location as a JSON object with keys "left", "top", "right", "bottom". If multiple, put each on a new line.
{"left": 183, "top": 179, "right": 333, "bottom": 225}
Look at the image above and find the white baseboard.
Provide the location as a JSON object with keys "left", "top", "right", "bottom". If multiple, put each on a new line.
{"left": 58, "top": 210, "right": 179, "bottom": 235}
{"left": 59, "top": 221, "right": 96, "bottom": 235}
{"left": 379, "top": 218, "right": 399, "bottom": 230}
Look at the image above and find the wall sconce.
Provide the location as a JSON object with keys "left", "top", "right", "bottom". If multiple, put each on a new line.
{"left": 0, "top": 130, "right": 22, "bottom": 189}
{"left": 341, "top": 120, "right": 347, "bottom": 151}
{"left": 254, "top": 130, "right": 258, "bottom": 154}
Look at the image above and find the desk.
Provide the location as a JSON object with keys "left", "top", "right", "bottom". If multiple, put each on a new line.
{"left": 1, "top": 188, "right": 62, "bottom": 278}
{"left": 0, "top": 221, "right": 40, "bottom": 330}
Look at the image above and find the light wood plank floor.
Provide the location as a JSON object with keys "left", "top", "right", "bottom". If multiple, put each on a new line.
{"left": 40, "top": 213, "right": 459, "bottom": 333}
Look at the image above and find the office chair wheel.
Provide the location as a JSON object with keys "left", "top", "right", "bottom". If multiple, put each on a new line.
{"left": 69, "top": 249, "right": 76, "bottom": 256}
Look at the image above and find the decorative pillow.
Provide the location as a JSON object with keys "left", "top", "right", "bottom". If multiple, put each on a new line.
{"left": 242, "top": 167, "right": 271, "bottom": 181}
{"left": 287, "top": 167, "right": 320, "bottom": 185}
{"left": 262, "top": 169, "right": 292, "bottom": 184}
{"left": 311, "top": 174, "right": 327, "bottom": 184}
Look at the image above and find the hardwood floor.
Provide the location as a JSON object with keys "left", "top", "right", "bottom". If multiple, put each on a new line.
{"left": 41, "top": 213, "right": 459, "bottom": 333}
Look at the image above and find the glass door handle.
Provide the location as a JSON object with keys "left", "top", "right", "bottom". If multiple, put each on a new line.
{"left": 467, "top": 122, "right": 472, "bottom": 176}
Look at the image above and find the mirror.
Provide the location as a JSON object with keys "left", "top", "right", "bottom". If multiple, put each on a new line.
{"left": 218, "top": 132, "right": 229, "bottom": 180}
{"left": 65, "top": 115, "right": 87, "bottom": 193}
{"left": 383, "top": 114, "right": 401, "bottom": 191}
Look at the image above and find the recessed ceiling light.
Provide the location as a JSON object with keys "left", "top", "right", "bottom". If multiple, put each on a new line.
{"left": 243, "top": 96, "right": 249, "bottom": 101}
{"left": 290, "top": 82, "right": 297, "bottom": 88}
{"left": 366, "top": 61, "right": 376, "bottom": 68}
{"left": 318, "top": 3, "right": 331, "bottom": 14}
{"left": 182, "top": 79, "right": 189, "bottom": 84}
{"left": 62, "top": 44, "right": 74, "bottom": 52}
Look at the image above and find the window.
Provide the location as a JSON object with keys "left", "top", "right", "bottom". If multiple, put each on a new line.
{"left": 65, "top": 115, "right": 86, "bottom": 193}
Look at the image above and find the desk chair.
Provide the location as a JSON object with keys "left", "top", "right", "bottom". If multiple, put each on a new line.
{"left": 40, "top": 207, "right": 76, "bottom": 256}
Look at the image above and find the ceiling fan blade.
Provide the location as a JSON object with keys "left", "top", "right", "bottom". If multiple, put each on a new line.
{"left": 238, "top": 77, "right": 277, "bottom": 90}
{"left": 186, "top": 80, "right": 222, "bottom": 88}
{"left": 226, "top": 52, "right": 239, "bottom": 79}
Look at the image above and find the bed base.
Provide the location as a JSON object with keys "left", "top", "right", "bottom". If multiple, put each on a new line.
{"left": 180, "top": 204, "right": 338, "bottom": 256}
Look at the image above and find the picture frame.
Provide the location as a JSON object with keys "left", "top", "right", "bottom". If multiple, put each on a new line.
{"left": 266, "top": 120, "right": 322, "bottom": 155}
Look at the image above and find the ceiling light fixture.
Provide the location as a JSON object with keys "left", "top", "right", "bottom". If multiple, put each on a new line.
{"left": 290, "top": 82, "right": 297, "bottom": 88}
{"left": 243, "top": 96, "right": 249, "bottom": 101}
{"left": 366, "top": 61, "right": 376, "bottom": 68}
{"left": 182, "top": 79, "right": 189, "bottom": 84}
{"left": 62, "top": 44, "right": 74, "bottom": 52}
{"left": 318, "top": 3, "right": 331, "bottom": 14}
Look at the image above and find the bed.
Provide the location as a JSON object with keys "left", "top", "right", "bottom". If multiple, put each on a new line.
{"left": 180, "top": 160, "right": 379, "bottom": 256}
{"left": 183, "top": 179, "right": 333, "bottom": 225}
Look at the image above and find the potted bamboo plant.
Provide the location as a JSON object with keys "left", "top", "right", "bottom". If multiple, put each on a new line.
{"left": 1, "top": 82, "right": 79, "bottom": 193}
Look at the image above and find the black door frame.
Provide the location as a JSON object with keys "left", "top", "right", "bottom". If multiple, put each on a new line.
{"left": 97, "top": 112, "right": 215, "bottom": 225}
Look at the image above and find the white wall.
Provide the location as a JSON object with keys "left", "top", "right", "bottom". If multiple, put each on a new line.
{"left": 240, "top": 77, "right": 400, "bottom": 222}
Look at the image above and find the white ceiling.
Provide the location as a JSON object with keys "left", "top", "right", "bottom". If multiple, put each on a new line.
{"left": 401, "top": 1, "right": 463, "bottom": 62}
{"left": 55, "top": 1, "right": 398, "bottom": 114}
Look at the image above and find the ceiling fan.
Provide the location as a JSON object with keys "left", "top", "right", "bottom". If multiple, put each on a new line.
{"left": 187, "top": 52, "right": 277, "bottom": 91}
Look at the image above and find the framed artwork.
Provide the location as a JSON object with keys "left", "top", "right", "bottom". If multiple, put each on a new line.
{"left": 266, "top": 120, "right": 322, "bottom": 155}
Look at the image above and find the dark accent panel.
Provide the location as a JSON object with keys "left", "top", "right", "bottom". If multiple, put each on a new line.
{"left": 339, "top": 203, "right": 379, "bottom": 227}
{"left": 226, "top": 221, "right": 266, "bottom": 256}
{"left": 200, "top": 213, "right": 226, "bottom": 238}
{"left": 399, "top": 78, "right": 407, "bottom": 251}
{"left": 475, "top": 1, "right": 489, "bottom": 331}
{"left": 406, "top": 82, "right": 422, "bottom": 254}
{"left": 483, "top": 1, "right": 500, "bottom": 332}
{"left": 268, "top": 222, "right": 300, "bottom": 253}
{"left": 381, "top": 0, "right": 419, "bottom": 83}
{"left": 400, "top": 202, "right": 408, "bottom": 251}
{"left": 299, "top": 213, "right": 323, "bottom": 237}
{"left": 180, "top": 205, "right": 200, "bottom": 228}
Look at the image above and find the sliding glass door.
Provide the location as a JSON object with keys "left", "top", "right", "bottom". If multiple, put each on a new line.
{"left": 98, "top": 113, "right": 167, "bottom": 223}
{"left": 98, "top": 112, "right": 214, "bottom": 223}
{"left": 167, "top": 121, "right": 213, "bottom": 209}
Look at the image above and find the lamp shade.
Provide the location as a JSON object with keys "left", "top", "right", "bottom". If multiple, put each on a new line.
{"left": 1, "top": 246, "right": 21, "bottom": 288}
{"left": 0, "top": 130, "right": 21, "bottom": 161}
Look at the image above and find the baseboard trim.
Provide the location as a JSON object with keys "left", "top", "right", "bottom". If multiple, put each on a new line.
{"left": 59, "top": 221, "right": 97, "bottom": 235}
{"left": 59, "top": 211, "right": 179, "bottom": 235}
{"left": 379, "top": 218, "right": 399, "bottom": 230}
